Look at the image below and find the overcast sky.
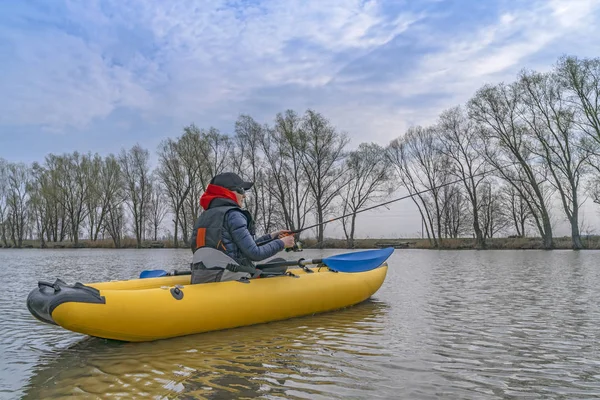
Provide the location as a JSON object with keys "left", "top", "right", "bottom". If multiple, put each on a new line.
{"left": 1, "top": 0, "right": 599, "bottom": 238}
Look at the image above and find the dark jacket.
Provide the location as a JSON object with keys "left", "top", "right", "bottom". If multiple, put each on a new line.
{"left": 192, "top": 198, "right": 284, "bottom": 266}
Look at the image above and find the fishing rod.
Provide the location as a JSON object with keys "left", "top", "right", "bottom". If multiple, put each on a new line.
{"left": 289, "top": 160, "right": 523, "bottom": 237}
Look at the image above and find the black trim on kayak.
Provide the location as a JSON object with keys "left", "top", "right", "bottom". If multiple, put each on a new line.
{"left": 26, "top": 278, "right": 106, "bottom": 325}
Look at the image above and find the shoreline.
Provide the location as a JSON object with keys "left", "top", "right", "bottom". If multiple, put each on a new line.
{"left": 2, "top": 236, "right": 599, "bottom": 250}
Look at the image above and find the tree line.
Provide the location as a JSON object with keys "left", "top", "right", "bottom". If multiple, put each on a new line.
{"left": 0, "top": 55, "right": 599, "bottom": 250}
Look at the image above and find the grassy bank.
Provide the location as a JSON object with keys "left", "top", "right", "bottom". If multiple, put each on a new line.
{"left": 2, "top": 236, "right": 600, "bottom": 250}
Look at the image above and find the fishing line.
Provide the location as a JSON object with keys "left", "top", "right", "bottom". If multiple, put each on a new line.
{"left": 293, "top": 160, "right": 525, "bottom": 237}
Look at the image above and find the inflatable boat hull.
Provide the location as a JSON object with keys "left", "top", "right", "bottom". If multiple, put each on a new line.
{"left": 27, "top": 264, "right": 388, "bottom": 342}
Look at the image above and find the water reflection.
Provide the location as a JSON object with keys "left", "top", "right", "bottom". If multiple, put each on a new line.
{"left": 425, "top": 250, "right": 600, "bottom": 399}
{"left": 6, "top": 249, "right": 600, "bottom": 399}
{"left": 22, "top": 300, "right": 391, "bottom": 399}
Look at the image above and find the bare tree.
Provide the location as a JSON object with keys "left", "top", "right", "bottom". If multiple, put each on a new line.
{"left": 253, "top": 169, "right": 278, "bottom": 234}
{"left": 147, "top": 173, "right": 168, "bottom": 241}
{"left": 340, "top": 143, "right": 392, "bottom": 248}
{"left": 5, "top": 162, "right": 31, "bottom": 247}
{"left": 556, "top": 56, "right": 600, "bottom": 215}
{"left": 198, "top": 127, "right": 233, "bottom": 183}
{"left": 0, "top": 159, "right": 8, "bottom": 247}
{"left": 591, "top": 178, "right": 600, "bottom": 205}
{"left": 556, "top": 56, "right": 600, "bottom": 146}
{"left": 45, "top": 198, "right": 66, "bottom": 243}
{"left": 233, "top": 115, "right": 262, "bottom": 218}
{"left": 34, "top": 163, "right": 66, "bottom": 244}
{"left": 479, "top": 180, "right": 511, "bottom": 238}
{"left": 92, "top": 154, "right": 123, "bottom": 241}
{"left": 232, "top": 115, "right": 275, "bottom": 233}
{"left": 104, "top": 202, "right": 125, "bottom": 248}
{"left": 519, "top": 70, "right": 590, "bottom": 249}
{"left": 440, "top": 183, "right": 470, "bottom": 238}
{"left": 99, "top": 155, "right": 125, "bottom": 248}
{"left": 468, "top": 83, "right": 555, "bottom": 249}
{"left": 45, "top": 152, "right": 92, "bottom": 246}
{"left": 261, "top": 110, "right": 312, "bottom": 237}
{"left": 387, "top": 126, "right": 448, "bottom": 247}
{"left": 499, "top": 181, "right": 532, "bottom": 237}
{"left": 438, "top": 106, "right": 490, "bottom": 248}
{"left": 298, "top": 110, "right": 350, "bottom": 247}
{"left": 29, "top": 163, "right": 53, "bottom": 248}
{"left": 179, "top": 125, "right": 214, "bottom": 245}
{"left": 83, "top": 153, "right": 122, "bottom": 242}
{"left": 84, "top": 154, "right": 103, "bottom": 241}
{"left": 119, "top": 145, "right": 152, "bottom": 248}
{"left": 157, "top": 134, "right": 192, "bottom": 248}
{"left": 181, "top": 127, "right": 233, "bottom": 245}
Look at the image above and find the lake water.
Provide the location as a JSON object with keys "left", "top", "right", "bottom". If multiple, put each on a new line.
{"left": 1, "top": 248, "right": 600, "bottom": 399}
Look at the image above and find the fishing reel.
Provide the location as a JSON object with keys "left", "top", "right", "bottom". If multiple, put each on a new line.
{"left": 279, "top": 230, "right": 302, "bottom": 252}
{"left": 285, "top": 240, "right": 303, "bottom": 252}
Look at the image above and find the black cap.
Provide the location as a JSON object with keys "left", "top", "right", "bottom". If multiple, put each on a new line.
{"left": 210, "top": 172, "right": 253, "bottom": 192}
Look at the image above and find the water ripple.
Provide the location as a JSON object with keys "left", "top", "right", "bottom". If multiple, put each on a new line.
{"left": 2, "top": 249, "right": 600, "bottom": 399}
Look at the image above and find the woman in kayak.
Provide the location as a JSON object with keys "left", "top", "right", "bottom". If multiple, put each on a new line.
{"left": 191, "top": 172, "right": 295, "bottom": 270}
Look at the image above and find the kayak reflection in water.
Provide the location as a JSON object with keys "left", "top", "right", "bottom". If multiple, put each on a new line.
{"left": 21, "top": 300, "right": 390, "bottom": 400}
{"left": 190, "top": 172, "right": 296, "bottom": 283}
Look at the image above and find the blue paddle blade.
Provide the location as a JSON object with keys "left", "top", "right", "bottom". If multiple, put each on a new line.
{"left": 322, "top": 247, "right": 394, "bottom": 273}
{"left": 139, "top": 269, "right": 169, "bottom": 279}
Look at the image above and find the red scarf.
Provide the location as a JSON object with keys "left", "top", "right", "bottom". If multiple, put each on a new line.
{"left": 200, "top": 184, "right": 239, "bottom": 210}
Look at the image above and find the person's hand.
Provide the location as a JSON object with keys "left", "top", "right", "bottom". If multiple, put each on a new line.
{"left": 280, "top": 235, "right": 295, "bottom": 249}
{"left": 271, "top": 229, "right": 292, "bottom": 239}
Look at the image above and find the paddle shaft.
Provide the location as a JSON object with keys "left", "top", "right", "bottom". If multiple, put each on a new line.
{"left": 166, "top": 257, "right": 323, "bottom": 277}
{"left": 139, "top": 247, "right": 393, "bottom": 278}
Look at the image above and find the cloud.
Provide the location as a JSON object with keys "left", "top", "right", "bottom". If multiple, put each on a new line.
{"left": 385, "top": 0, "right": 599, "bottom": 100}
{"left": 137, "top": 0, "right": 423, "bottom": 122}
{"left": 0, "top": 3, "right": 156, "bottom": 130}
{"left": 1, "top": 0, "right": 599, "bottom": 149}
{"left": 319, "top": 0, "right": 600, "bottom": 146}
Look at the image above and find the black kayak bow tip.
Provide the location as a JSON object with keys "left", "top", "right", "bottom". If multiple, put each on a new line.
{"left": 27, "top": 279, "right": 106, "bottom": 326}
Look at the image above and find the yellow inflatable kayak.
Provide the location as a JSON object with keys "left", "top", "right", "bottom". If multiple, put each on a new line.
{"left": 26, "top": 249, "right": 392, "bottom": 342}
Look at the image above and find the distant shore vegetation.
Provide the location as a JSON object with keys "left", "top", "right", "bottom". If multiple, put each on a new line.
{"left": 3, "top": 236, "right": 600, "bottom": 251}
{"left": 1, "top": 55, "right": 599, "bottom": 251}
